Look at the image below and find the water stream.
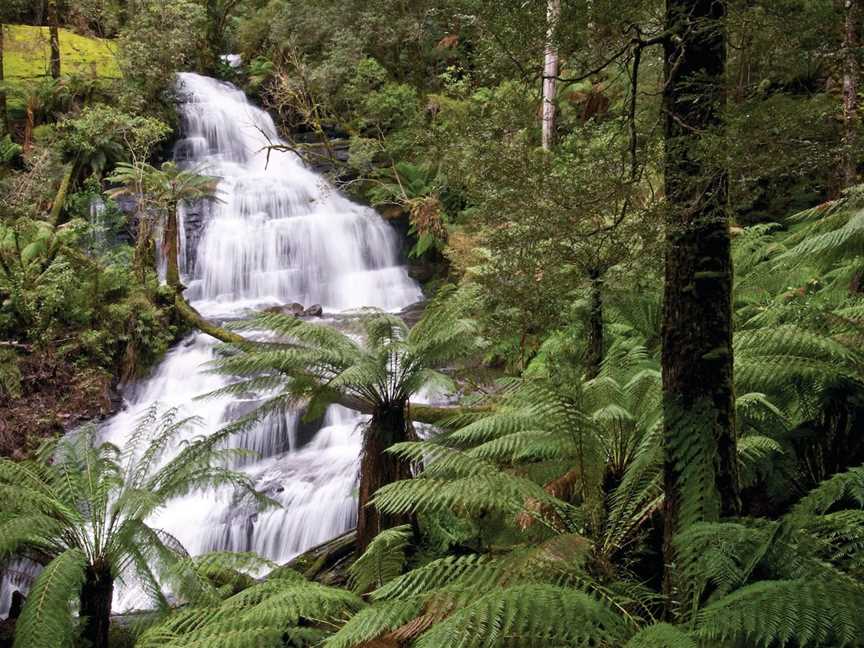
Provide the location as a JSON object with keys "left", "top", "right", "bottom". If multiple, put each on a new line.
{"left": 95, "top": 73, "right": 422, "bottom": 610}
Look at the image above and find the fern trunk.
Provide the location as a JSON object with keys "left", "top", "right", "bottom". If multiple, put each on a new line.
{"left": 357, "top": 403, "right": 415, "bottom": 554}
{"left": 661, "top": 0, "right": 740, "bottom": 607}
{"left": 79, "top": 561, "right": 113, "bottom": 648}
{"left": 585, "top": 269, "right": 604, "bottom": 379}
{"left": 165, "top": 201, "right": 182, "bottom": 292}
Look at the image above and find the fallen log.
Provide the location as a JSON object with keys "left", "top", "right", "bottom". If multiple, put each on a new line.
{"left": 284, "top": 530, "right": 357, "bottom": 584}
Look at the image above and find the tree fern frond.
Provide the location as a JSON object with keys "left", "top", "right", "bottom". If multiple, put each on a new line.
{"left": 696, "top": 577, "right": 864, "bottom": 647}
{"left": 792, "top": 465, "right": 864, "bottom": 516}
{"left": 12, "top": 548, "right": 87, "bottom": 648}
{"left": 623, "top": 623, "right": 696, "bottom": 648}
{"left": 324, "top": 598, "right": 422, "bottom": 648}
{"left": 413, "top": 584, "right": 627, "bottom": 648}
{"left": 349, "top": 525, "right": 413, "bottom": 594}
{"left": 372, "top": 554, "right": 501, "bottom": 601}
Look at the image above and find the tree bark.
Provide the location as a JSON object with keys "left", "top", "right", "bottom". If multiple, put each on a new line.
{"left": 0, "top": 24, "right": 8, "bottom": 135}
{"left": 843, "top": 0, "right": 861, "bottom": 187}
{"left": 356, "top": 403, "right": 415, "bottom": 554}
{"left": 164, "top": 203, "right": 182, "bottom": 292}
{"left": 585, "top": 269, "right": 604, "bottom": 379}
{"left": 542, "top": 0, "right": 561, "bottom": 150}
{"left": 79, "top": 561, "right": 113, "bottom": 648}
{"left": 50, "top": 160, "right": 76, "bottom": 226}
{"left": 48, "top": 2, "right": 61, "bottom": 80}
{"left": 661, "top": 0, "right": 739, "bottom": 608}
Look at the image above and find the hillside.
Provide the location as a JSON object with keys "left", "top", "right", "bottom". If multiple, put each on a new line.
{"left": 2, "top": 24, "right": 119, "bottom": 111}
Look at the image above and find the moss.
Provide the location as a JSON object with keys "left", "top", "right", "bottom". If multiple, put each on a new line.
{"left": 2, "top": 24, "right": 119, "bottom": 112}
{"left": 3, "top": 24, "right": 119, "bottom": 79}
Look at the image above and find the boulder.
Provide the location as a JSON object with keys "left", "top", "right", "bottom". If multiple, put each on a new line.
{"left": 264, "top": 303, "right": 305, "bottom": 317}
{"left": 303, "top": 304, "right": 323, "bottom": 317}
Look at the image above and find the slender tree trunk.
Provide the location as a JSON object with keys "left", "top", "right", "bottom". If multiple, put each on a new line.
{"left": 661, "top": 0, "right": 739, "bottom": 610}
{"left": 164, "top": 203, "right": 182, "bottom": 292}
{"left": 356, "top": 402, "right": 414, "bottom": 554}
{"left": 0, "top": 24, "right": 8, "bottom": 135}
{"left": 542, "top": 0, "right": 561, "bottom": 150}
{"left": 49, "top": 1, "right": 61, "bottom": 80}
{"left": 23, "top": 99, "right": 34, "bottom": 151}
{"left": 843, "top": 0, "right": 861, "bottom": 187}
{"left": 79, "top": 562, "right": 113, "bottom": 648}
{"left": 585, "top": 269, "right": 604, "bottom": 379}
{"left": 50, "top": 160, "right": 76, "bottom": 226}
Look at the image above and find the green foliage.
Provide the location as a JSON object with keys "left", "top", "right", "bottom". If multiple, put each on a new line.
{"left": 12, "top": 548, "right": 87, "bottom": 648}
{"left": 57, "top": 105, "right": 169, "bottom": 176}
{"left": 210, "top": 293, "right": 484, "bottom": 429}
{"left": 116, "top": 0, "right": 208, "bottom": 114}
{"left": 0, "top": 408, "right": 274, "bottom": 643}
{"left": 138, "top": 569, "right": 364, "bottom": 648}
{"left": 348, "top": 524, "right": 412, "bottom": 594}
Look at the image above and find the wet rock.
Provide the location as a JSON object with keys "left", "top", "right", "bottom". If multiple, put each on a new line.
{"left": 264, "top": 302, "right": 305, "bottom": 316}
{"left": 399, "top": 301, "right": 426, "bottom": 328}
{"left": 303, "top": 304, "right": 323, "bottom": 317}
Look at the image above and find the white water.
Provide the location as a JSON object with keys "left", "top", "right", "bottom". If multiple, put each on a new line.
{"left": 97, "top": 73, "right": 422, "bottom": 610}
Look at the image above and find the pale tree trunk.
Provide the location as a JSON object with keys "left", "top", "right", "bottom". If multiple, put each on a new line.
{"left": 542, "top": 0, "right": 561, "bottom": 150}
{"left": 843, "top": 0, "right": 861, "bottom": 187}
{"left": 661, "top": 0, "right": 739, "bottom": 612}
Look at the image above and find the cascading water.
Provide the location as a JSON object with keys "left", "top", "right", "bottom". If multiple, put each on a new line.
{"left": 97, "top": 73, "right": 422, "bottom": 610}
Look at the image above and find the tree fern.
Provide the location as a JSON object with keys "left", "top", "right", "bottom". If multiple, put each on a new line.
{"left": 211, "top": 294, "right": 484, "bottom": 550}
{"left": 0, "top": 407, "right": 272, "bottom": 647}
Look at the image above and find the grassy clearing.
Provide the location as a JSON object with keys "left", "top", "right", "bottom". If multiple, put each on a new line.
{"left": 2, "top": 24, "right": 119, "bottom": 114}
{"left": 3, "top": 24, "right": 119, "bottom": 79}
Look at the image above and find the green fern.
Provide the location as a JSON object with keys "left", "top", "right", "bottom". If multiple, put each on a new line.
{"left": 348, "top": 524, "right": 412, "bottom": 594}
{"left": 623, "top": 623, "right": 696, "bottom": 648}
{"left": 696, "top": 577, "right": 864, "bottom": 647}
{"left": 12, "top": 548, "right": 87, "bottom": 648}
{"left": 0, "top": 407, "right": 272, "bottom": 644}
{"left": 413, "top": 584, "right": 627, "bottom": 648}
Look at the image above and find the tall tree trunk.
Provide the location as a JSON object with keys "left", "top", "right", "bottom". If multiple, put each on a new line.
{"left": 49, "top": 1, "right": 61, "bottom": 80}
{"left": 0, "top": 24, "right": 8, "bottom": 135}
{"left": 585, "top": 269, "right": 604, "bottom": 379}
{"left": 164, "top": 203, "right": 182, "bottom": 292}
{"left": 356, "top": 402, "right": 414, "bottom": 554}
{"left": 661, "top": 0, "right": 739, "bottom": 609}
{"left": 843, "top": 0, "right": 861, "bottom": 187}
{"left": 79, "top": 561, "right": 113, "bottom": 648}
{"left": 542, "top": 0, "right": 561, "bottom": 150}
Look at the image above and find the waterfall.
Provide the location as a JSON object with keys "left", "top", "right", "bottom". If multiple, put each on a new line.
{"left": 97, "top": 73, "right": 422, "bottom": 610}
